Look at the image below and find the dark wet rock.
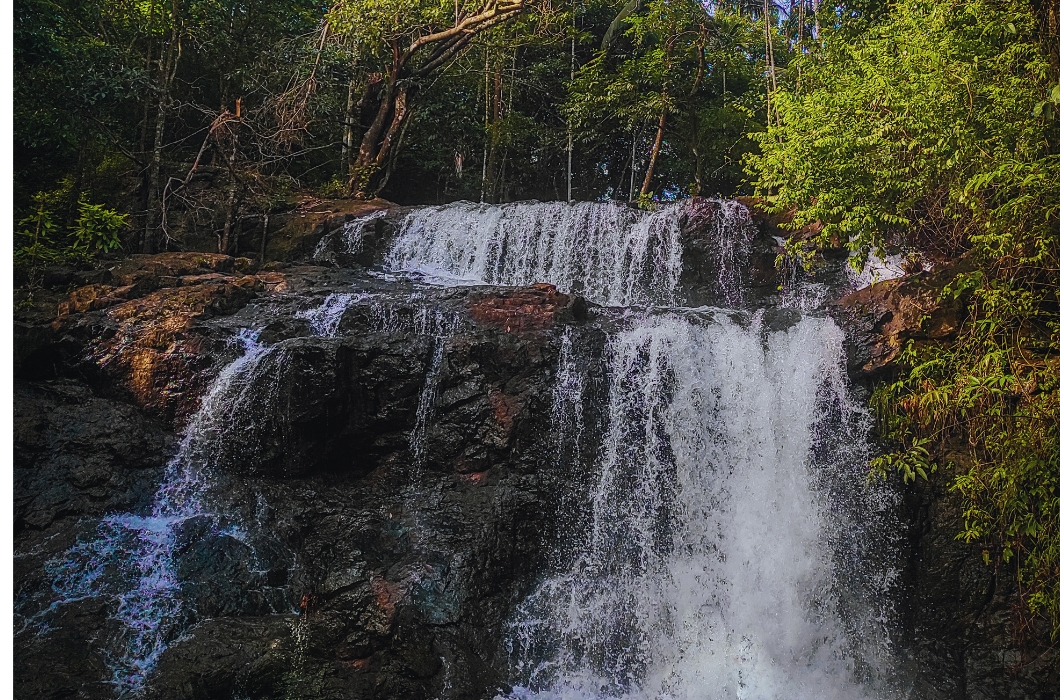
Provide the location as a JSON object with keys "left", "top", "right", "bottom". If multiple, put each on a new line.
{"left": 264, "top": 197, "right": 394, "bottom": 263}
{"left": 14, "top": 210, "right": 1056, "bottom": 700}
{"left": 13, "top": 380, "right": 171, "bottom": 534}
{"left": 15, "top": 268, "right": 609, "bottom": 700}
{"left": 900, "top": 457, "right": 1059, "bottom": 700}
{"left": 679, "top": 197, "right": 781, "bottom": 306}
{"left": 143, "top": 616, "right": 297, "bottom": 700}
{"left": 13, "top": 380, "right": 174, "bottom": 700}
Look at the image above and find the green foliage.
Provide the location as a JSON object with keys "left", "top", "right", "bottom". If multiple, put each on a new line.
{"left": 869, "top": 436, "right": 938, "bottom": 483}
{"left": 327, "top": 0, "right": 459, "bottom": 52}
{"left": 565, "top": 1, "right": 769, "bottom": 198}
{"left": 747, "top": 0, "right": 1053, "bottom": 267}
{"left": 750, "top": 0, "right": 1060, "bottom": 638}
{"left": 14, "top": 201, "right": 64, "bottom": 281}
{"left": 15, "top": 194, "right": 127, "bottom": 286}
{"left": 872, "top": 272, "right": 1060, "bottom": 635}
{"left": 71, "top": 200, "right": 127, "bottom": 255}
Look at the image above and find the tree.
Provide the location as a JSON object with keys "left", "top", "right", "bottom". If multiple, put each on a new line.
{"left": 566, "top": 0, "right": 768, "bottom": 200}
{"left": 749, "top": 0, "right": 1060, "bottom": 637}
{"left": 327, "top": 0, "right": 529, "bottom": 197}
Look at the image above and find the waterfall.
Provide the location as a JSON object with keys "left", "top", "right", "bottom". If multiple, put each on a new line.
{"left": 313, "top": 209, "right": 387, "bottom": 265}
{"left": 411, "top": 340, "right": 446, "bottom": 468}
{"left": 297, "top": 292, "right": 364, "bottom": 337}
{"left": 707, "top": 200, "right": 756, "bottom": 307}
{"left": 506, "top": 311, "right": 896, "bottom": 699}
{"left": 551, "top": 327, "right": 587, "bottom": 470}
{"left": 44, "top": 329, "right": 273, "bottom": 695}
{"left": 376, "top": 199, "right": 904, "bottom": 699}
{"left": 27, "top": 197, "right": 899, "bottom": 699}
{"left": 384, "top": 201, "right": 686, "bottom": 306}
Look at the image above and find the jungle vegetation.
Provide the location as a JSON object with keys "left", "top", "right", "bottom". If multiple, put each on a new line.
{"left": 13, "top": 0, "right": 1060, "bottom": 639}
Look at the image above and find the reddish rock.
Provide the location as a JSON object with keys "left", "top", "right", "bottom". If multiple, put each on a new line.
{"left": 839, "top": 259, "right": 969, "bottom": 375}
{"left": 468, "top": 283, "right": 583, "bottom": 332}
{"left": 257, "top": 271, "right": 289, "bottom": 293}
{"left": 62, "top": 274, "right": 263, "bottom": 422}
{"left": 458, "top": 470, "right": 490, "bottom": 486}
{"left": 109, "top": 252, "right": 239, "bottom": 286}
{"left": 370, "top": 577, "right": 401, "bottom": 627}
{"left": 488, "top": 389, "right": 521, "bottom": 443}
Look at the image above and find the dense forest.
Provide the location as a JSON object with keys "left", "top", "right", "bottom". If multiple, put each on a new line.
{"left": 13, "top": 0, "right": 1060, "bottom": 642}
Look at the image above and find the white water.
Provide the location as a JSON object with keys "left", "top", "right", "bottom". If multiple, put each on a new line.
{"left": 385, "top": 200, "right": 686, "bottom": 306}
{"left": 298, "top": 292, "right": 365, "bottom": 337}
{"left": 45, "top": 329, "right": 272, "bottom": 695}
{"left": 506, "top": 312, "right": 896, "bottom": 700}
{"left": 313, "top": 208, "right": 387, "bottom": 264}
{"left": 33, "top": 198, "right": 898, "bottom": 698}
{"left": 368, "top": 199, "right": 905, "bottom": 699}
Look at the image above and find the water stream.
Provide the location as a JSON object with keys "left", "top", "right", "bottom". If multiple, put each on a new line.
{"left": 382, "top": 200, "right": 899, "bottom": 699}
{"left": 44, "top": 329, "right": 273, "bottom": 695}
{"left": 386, "top": 200, "right": 687, "bottom": 306}
{"left": 507, "top": 311, "right": 895, "bottom": 700}
{"left": 35, "top": 198, "right": 898, "bottom": 698}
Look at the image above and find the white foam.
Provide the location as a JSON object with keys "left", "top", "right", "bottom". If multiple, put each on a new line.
{"left": 506, "top": 312, "right": 898, "bottom": 700}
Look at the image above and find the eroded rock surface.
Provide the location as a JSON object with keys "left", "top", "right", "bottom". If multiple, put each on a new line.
{"left": 14, "top": 256, "right": 606, "bottom": 700}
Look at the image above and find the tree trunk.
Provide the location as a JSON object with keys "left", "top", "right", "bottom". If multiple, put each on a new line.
{"left": 341, "top": 79, "right": 357, "bottom": 177}
{"left": 219, "top": 132, "right": 240, "bottom": 254}
{"left": 349, "top": 72, "right": 399, "bottom": 197}
{"left": 374, "top": 84, "right": 410, "bottom": 168}
{"left": 342, "top": 1, "right": 528, "bottom": 199}
{"left": 144, "top": 2, "right": 181, "bottom": 253}
{"left": 349, "top": 81, "right": 414, "bottom": 198}
{"left": 259, "top": 213, "right": 269, "bottom": 264}
{"left": 640, "top": 110, "right": 666, "bottom": 199}
{"left": 1032, "top": 0, "right": 1060, "bottom": 80}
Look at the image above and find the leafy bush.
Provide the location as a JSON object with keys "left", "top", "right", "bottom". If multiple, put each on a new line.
{"left": 748, "top": 0, "right": 1060, "bottom": 638}
{"left": 15, "top": 196, "right": 128, "bottom": 287}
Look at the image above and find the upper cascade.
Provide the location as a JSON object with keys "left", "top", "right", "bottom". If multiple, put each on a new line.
{"left": 383, "top": 199, "right": 754, "bottom": 308}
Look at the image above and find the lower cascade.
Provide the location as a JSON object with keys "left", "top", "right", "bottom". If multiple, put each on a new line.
{"left": 507, "top": 312, "right": 896, "bottom": 699}
{"left": 18, "top": 199, "right": 911, "bottom": 700}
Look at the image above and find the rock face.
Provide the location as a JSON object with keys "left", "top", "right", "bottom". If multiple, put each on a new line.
{"left": 13, "top": 202, "right": 1056, "bottom": 700}
{"left": 834, "top": 264, "right": 1058, "bottom": 700}
{"left": 14, "top": 257, "right": 607, "bottom": 700}
{"left": 898, "top": 469, "right": 1059, "bottom": 700}
{"left": 14, "top": 380, "right": 173, "bottom": 700}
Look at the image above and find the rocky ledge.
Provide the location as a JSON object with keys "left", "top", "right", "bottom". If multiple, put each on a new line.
{"left": 833, "top": 259, "right": 1058, "bottom": 700}
{"left": 14, "top": 251, "right": 607, "bottom": 700}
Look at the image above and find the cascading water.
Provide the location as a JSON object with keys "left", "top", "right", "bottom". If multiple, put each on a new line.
{"left": 25, "top": 197, "right": 900, "bottom": 699}
{"left": 297, "top": 292, "right": 365, "bottom": 337}
{"left": 44, "top": 329, "right": 273, "bottom": 695}
{"left": 385, "top": 201, "right": 686, "bottom": 306}
{"left": 378, "top": 199, "right": 898, "bottom": 698}
{"left": 314, "top": 208, "right": 388, "bottom": 265}
{"left": 505, "top": 311, "right": 896, "bottom": 700}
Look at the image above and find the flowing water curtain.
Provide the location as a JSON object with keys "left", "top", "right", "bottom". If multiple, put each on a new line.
{"left": 507, "top": 311, "right": 899, "bottom": 699}
{"left": 297, "top": 292, "right": 366, "bottom": 337}
{"left": 551, "top": 327, "right": 587, "bottom": 469}
{"left": 312, "top": 209, "right": 388, "bottom": 265}
{"left": 385, "top": 198, "right": 759, "bottom": 307}
{"left": 44, "top": 329, "right": 275, "bottom": 694}
{"left": 385, "top": 201, "right": 685, "bottom": 306}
